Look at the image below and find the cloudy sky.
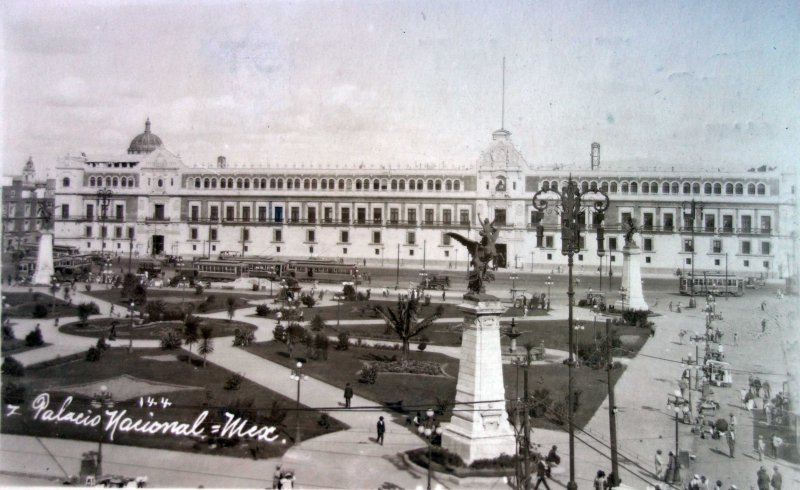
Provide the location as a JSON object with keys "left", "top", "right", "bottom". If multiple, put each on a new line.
{"left": 1, "top": 0, "right": 798, "bottom": 177}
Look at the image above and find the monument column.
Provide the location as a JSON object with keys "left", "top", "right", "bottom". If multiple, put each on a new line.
{"left": 615, "top": 224, "right": 649, "bottom": 312}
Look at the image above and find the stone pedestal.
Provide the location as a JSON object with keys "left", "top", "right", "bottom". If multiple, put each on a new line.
{"left": 31, "top": 233, "right": 55, "bottom": 286}
{"left": 441, "top": 295, "right": 516, "bottom": 463}
{"left": 615, "top": 242, "right": 649, "bottom": 312}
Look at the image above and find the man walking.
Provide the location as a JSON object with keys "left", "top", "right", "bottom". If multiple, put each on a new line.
{"left": 726, "top": 429, "right": 735, "bottom": 458}
{"left": 343, "top": 383, "right": 353, "bottom": 408}
{"left": 654, "top": 449, "right": 664, "bottom": 479}
{"left": 757, "top": 466, "right": 770, "bottom": 490}
{"left": 533, "top": 459, "right": 551, "bottom": 490}
{"left": 771, "top": 466, "right": 782, "bottom": 490}
{"left": 376, "top": 416, "right": 385, "bottom": 445}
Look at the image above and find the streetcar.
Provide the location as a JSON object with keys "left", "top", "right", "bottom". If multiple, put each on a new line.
{"left": 679, "top": 272, "right": 743, "bottom": 297}
{"left": 193, "top": 259, "right": 247, "bottom": 281}
{"left": 284, "top": 260, "right": 361, "bottom": 283}
{"left": 53, "top": 254, "right": 94, "bottom": 282}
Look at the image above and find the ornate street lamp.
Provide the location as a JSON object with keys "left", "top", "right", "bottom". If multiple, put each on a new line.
{"left": 418, "top": 408, "right": 443, "bottom": 490}
{"left": 90, "top": 385, "right": 114, "bottom": 478}
{"left": 544, "top": 276, "right": 554, "bottom": 311}
{"left": 666, "top": 391, "right": 689, "bottom": 483}
{"left": 681, "top": 199, "right": 704, "bottom": 303}
{"left": 532, "top": 176, "right": 609, "bottom": 490}
{"left": 96, "top": 188, "right": 113, "bottom": 257}
{"left": 510, "top": 273, "right": 519, "bottom": 301}
{"left": 290, "top": 361, "right": 308, "bottom": 443}
{"left": 127, "top": 301, "right": 135, "bottom": 353}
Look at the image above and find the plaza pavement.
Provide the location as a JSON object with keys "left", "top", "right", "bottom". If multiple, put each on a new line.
{"left": 2, "top": 280, "right": 799, "bottom": 489}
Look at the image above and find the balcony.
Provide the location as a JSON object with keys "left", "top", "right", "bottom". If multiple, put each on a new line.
{"left": 145, "top": 216, "right": 170, "bottom": 223}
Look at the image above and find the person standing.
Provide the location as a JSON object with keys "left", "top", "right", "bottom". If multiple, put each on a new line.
{"left": 533, "top": 459, "right": 551, "bottom": 490}
{"left": 654, "top": 449, "right": 664, "bottom": 479}
{"left": 376, "top": 416, "right": 385, "bottom": 445}
{"left": 770, "top": 433, "right": 781, "bottom": 459}
{"left": 770, "top": 466, "right": 782, "bottom": 490}
{"left": 757, "top": 435, "right": 766, "bottom": 461}
{"left": 593, "top": 470, "right": 605, "bottom": 490}
{"left": 272, "top": 465, "right": 283, "bottom": 489}
{"left": 343, "top": 383, "right": 353, "bottom": 408}
{"left": 726, "top": 429, "right": 735, "bottom": 458}
{"left": 757, "top": 466, "right": 770, "bottom": 490}
{"left": 761, "top": 319, "right": 767, "bottom": 333}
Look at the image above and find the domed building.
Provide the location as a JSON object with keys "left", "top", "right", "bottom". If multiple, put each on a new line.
{"left": 127, "top": 118, "right": 163, "bottom": 154}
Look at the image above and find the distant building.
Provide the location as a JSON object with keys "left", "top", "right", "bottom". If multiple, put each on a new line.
{"left": 50, "top": 119, "right": 798, "bottom": 281}
{"left": 2, "top": 156, "right": 55, "bottom": 253}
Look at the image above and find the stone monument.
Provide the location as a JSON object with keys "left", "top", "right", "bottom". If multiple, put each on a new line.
{"left": 615, "top": 217, "right": 649, "bottom": 312}
{"left": 31, "top": 190, "right": 55, "bottom": 286}
{"left": 443, "top": 219, "right": 516, "bottom": 463}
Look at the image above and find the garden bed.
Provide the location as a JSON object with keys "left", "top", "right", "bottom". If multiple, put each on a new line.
{"left": 59, "top": 318, "right": 256, "bottom": 340}
{"left": 1, "top": 347, "right": 345, "bottom": 459}
{"left": 2, "top": 292, "right": 78, "bottom": 319}
{"left": 84, "top": 288, "right": 256, "bottom": 315}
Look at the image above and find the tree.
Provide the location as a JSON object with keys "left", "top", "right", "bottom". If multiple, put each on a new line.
{"left": 120, "top": 273, "right": 138, "bottom": 301}
{"left": 285, "top": 324, "right": 307, "bottom": 359}
{"left": 184, "top": 315, "right": 200, "bottom": 358}
{"left": 309, "top": 314, "right": 326, "bottom": 332}
{"left": 198, "top": 326, "right": 214, "bottom": 367}
{"left": 375, "top": 297, "right": 443, "bottom": 361}
{"left": 77, "top": 303, "right": 94, "bottom": 327}
{"left": 227, "top": 297, "right": 236, "bottom": 322}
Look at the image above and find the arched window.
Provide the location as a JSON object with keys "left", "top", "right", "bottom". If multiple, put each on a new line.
{"left": 550, "top": 180, "right": 558, "bottom": 191}
{"left": 338, "top": 179, "right": 345, "bottom": 190}
{"left": 121, "top": 178, "right": 127, "bottom": 188}
{"left": 671, "top": 183, "right": 679, "bottom": 194}
{"left": 329, "top": 179, "right": 335, "bottom": 189}
{"left": 212, "top": 179, "right": 217, "bottom": 188}
{"left": 157, "top": 179, "right": 163, "bottom": 187}
{"left": 713, "top": 183, "right": 722, "bottom": 194}
{"left": 692, "top": 183, "right": 700, "bottom": 194}
{"left": 427, "top": 180, "right": 434, "bottom": 191}
{"left": 204, "top": 178, "right": 210, "bottom": 188}
{"left": 409, "top": 180, "right": 416, "bottom": 191}
{"left": 226, "top": 178, "right": 232, "bottom": 188}
{"left": 757, "top": 183, "right": 766, "bottom": 195}
{"left": 735, "top": 183, "right": 743, "bottom": 195}
{"left": 435, "top": 180, "right": 442, "bottom": 191}
{"left": 236, "top": 179, "right": 242, "bottom": 189}
{"left": 62, "top": 177, "right": 71, "bottom": 187}
{"left": 417, "top": 179, "right": 424, "bottom": 190}
{"left": 355, "top": 179, "right": 362, "bottom": 190}
{"left": 277, "top": 178, "right": 284, "bottom": 189}
{"left": 651, "top": 182, "right": 658, "bottom": 194}
{"left": 662, "top": 182, "right": 670, "bottom": 194}
{"left": 287, "top": 179, "right": 294, "bottom": 189}
{"left": 610, "top": 182, "right": 618, "bottom": 193}
{"left": 244, "top": 179, "right": 250, "bottom": 189}
{"left": 220, "top": 179, "right": 227, "bottom": 189}
{"left": 261, "top": 178, "right": 267, "bottom": 188}
{"left": 321, "top": 179, "right": 328, "bottom": 190}
{"left": 445, "top": 180, "right": 452, "bottom": 191}
{"left": 630, "top": 182, "right": 638, "bottom": 193}
{"left": 304, "top": 179, "right": 310, "bottom": 190}
{"left": 89, "top": 177, "right": 96, "bottom": 186}
{"left": 312, "top": 179, "right": 317, "bottom": 190}
{"left": 454, "top": 180, "right": 461, "bottom": 191}
{"left": 294, "top": 178, "right": 301, "bottom": 189}
{"left": 399, "top": 179, "right": 406, "bottom": 190}
{"left": 106, "top": 177, "right": 112, "bottom": 187}
{"left": 372, "top": 179, "right": 379, "bottom": 190}
{"left": 269, "top": 178, "right": 276, "bottom": 189}
{"left": 346, "top": 179, "right": 353, "bottom": 190}
{"left": 683, "top": 183, "right": 691, "bottom": 194}
{"left": 581, "top": 181, "right": 589, "bottom": 193}
{"left": 725, "top": 183, "right": 734, "bottom": 194}
{"left": 110, "top": 177, "right": 117, "bottom": 187}
{"left": 704, "top": 183, "right": 712, "bottom": 194}
{"left": 391, "top": 179, "right": 397, "bottom": 190}
{"left": 747, "top": 183, "right": 756, "bottom": 195}
{"left": 195, "top": 178, "right": 201, "bottom": 188}
{"left": 621, "top": 182, "right": 629, "bottom": 193}
{"left": 642, "top": 182, "right": 650, "bottom": 194}
{"left": 601, "top": 182, "right": 609, "bottom": 193}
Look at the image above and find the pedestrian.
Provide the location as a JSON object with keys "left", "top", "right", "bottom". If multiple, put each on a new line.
{"left": 770, "top": 466, "right": 782, "bottom": 490}
{"left": 54, "top": 317, "right": 59, "bottom": 327}
{"left": 700, "top": 476, "right": 710, "bottom": 490}
{"left": 669, "top": 301, "right": 673, "bottom": 312}
{"left": 593, "top": 470, "right": 605, "bottom": 490}
{"left": 441, "top": 289, "right": 445, "bottom": 301}
{"left": 376, "top": 416, "right": 385, "bottom": 445}
{"left": 757, "top": 466, "right": 770, "bottom": 490}
{"left": 272, "top": 465, "right": 283, "bottom": 489}
{"left": 761, "top": 319, "right": 767, "bottom": 333}
{"left": 665, "top": 451, "right": 676, "bottom": 482}
{"left": 733, "top": 332, "right": 738, "bottom": 346}
{"left": 726, "top": 429, "right": 736, "bottom": 458}
{"left": 714, "top": 480, "right": 723, "bottom": 490}
{"left": 533, "top": 459, "right": 551, "bottom": 490}
{"left": 761, "top": 300, "right": 766, "bottom": 311}
{"left": 757, "top": 435, "right": 766, "bottom": 461}
{"left": 765, "top": 400, "right": 774, "bottom": 426}
{"left": 762, "top": 381, "right": 771, "bottom": 399}
{"left": 654, "top": 449, "right": 664, "bottom": 479}
{"left": 343, "top": 382, "right": 353, "bottom": 408}
{"left": 729, "top": 413, "right": 737, "bottom": 431}
{"left": 545, "top": 298, "right": 550, "bottom": 310}
{"left": 769, "top": 433, "right": 782, "bottom": 459}
{"left": 110, "top": 304, "right": 115, "bottom": 315}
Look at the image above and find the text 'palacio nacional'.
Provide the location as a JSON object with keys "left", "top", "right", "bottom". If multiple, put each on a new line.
{"left": 44, "top": 119, "right": 798, "bottom": 278}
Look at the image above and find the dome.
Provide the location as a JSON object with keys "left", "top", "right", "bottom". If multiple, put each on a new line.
{"left": 127, "top": 118, "right": 163, "bottom": 154}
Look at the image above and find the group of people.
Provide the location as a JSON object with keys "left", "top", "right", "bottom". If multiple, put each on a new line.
{"left": 271, "top": 465, "right": 295, "bottom": 489}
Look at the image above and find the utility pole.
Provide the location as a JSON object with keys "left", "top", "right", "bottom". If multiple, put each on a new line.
{"left": 395, "top": 243, "right": 400, "bottom": 290}
{"left": 605, "top": 318, "right": 620, "bottom": 486}
{"left": 523, "top": 365, "right": 531, "bottom": 490}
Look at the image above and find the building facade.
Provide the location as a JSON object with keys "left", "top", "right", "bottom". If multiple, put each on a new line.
{"left": 2, "top": 156, "right": 55, "bottom": 253}
{"left": 51, "top": 120, "right": 798, "bottom": 280}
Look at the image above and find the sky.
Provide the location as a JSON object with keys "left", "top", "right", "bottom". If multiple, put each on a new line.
{"left": 1, "top": 0, "right": 798, "bottom": 177}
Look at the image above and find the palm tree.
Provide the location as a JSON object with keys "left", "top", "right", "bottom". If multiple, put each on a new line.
{"left": 184, "top": 315, "right": 200, "bottom": 359}
{"left": 375, "top": 296, "right": 442, "bottom": 362}
{"left": 198, "top": 326, "right": 214, "bottom": 367}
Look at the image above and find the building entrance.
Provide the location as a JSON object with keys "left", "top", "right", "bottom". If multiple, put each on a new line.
{"left": 152, "top": 235, "right": 164, "bottom": 256}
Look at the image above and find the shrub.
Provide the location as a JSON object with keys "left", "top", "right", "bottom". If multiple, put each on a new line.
{"left": 273, "top": 324, "right": 287, "bottom": 343}
{"left": 32, "top": 292, "right": 42, "bottom": 302}
{"left": 357, "top": 364, "right": 377, "bottom": 384}
{"left": 25, "top": 326, "right": 44, "bottom": 347}
{"left": 417, "top": 342, "right": 427, "bottom": 351}
{"left": 224, "top": 373, "right": 244, "bottom": 391}
{"left": 577, "top": 299, "right": 588, "bottom": 307}
{"left": 160, "top": 328, "right": 184, "bottom": 350}
{"left": 146, "top": 300, "right": 167, "bottom": 322}
{"left": 85, "top": 346, "right": 102, "bottom": 362}
{"left": 2, "top": 382, "right": 25, "bottom": 405}
{"left": 300, "top": 295, "right": 316, "bottom": 308}
{"left": 356, "top": 292, "right": 366, "bottom": 301}
{"left": 550, "top": 401, "right": 567, "bottom": 425}
{"left": 371, "top": 360, "right": 443, "bottom": 376}
{"left": 195, "top": 285, "right": 204, "bottom": 295}
{"left": 32, "top": 303, "right": 49, "bottom": 319}
{"left": 96, "top": 337, "right": 110, "bottom": 351}
{"left": 1, "top": 356, "right": 25, "bottom": 376}
{"left": 531, "top": 389, "right": 552, "bottom": 418}
{"left": 232, "top": 328, "right": 255, "bottom": 347}
{"left": 318, "top": 413, "right": 331, "bottom": 429}
{"left": 622, "top": 310, "right": 650, "bottom": 326}
{"left": 255, "top": 304, "right": 271, "bottom": 317}
{"left": 425, "top": 446, "right": 465, "bottom": 469}
{"left": 252, "top": 283, "right": 260, "bottom": 292}
{"left": 335, "top": 332, "right": 350, "bottom": 350}
{"left": 343, "top": 284, "right": 356, "bottom": 301}
{"left": 309, "top": 314, "right": 326, "bottom": 332}
{"left": 470, "top": 453, "right": 521, "bottom": 470}
{"left": 2, "top": 324, "right": 15, "bottom": 341}
{"left": 314, "top": 333, "right": 329, "bottom": 360}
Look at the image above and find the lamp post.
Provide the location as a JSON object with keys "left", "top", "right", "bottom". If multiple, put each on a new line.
{"left": 418, "top": 408, "right": 443, "bottom": 490}
{"left": 96, "top": 188, "right": 113, "bottom": 257}
{"left": 510, "top": 273, "right": 519, "bottom": 301}
{"left": 90, "top": 385, "right": 114, "bottom": 478}
{"left": 666, "top": 391, "right": 689, "bottom": 483}
{"left": 127, "top": 301, "right": 135, "bottom": 353}
{"left": 544, "top": 276, "right": 553, "bottom": 311}
{"left": 682, "top": 199, "right": 704, "bottom": 303}
{"left": 290, "top": 361, "right": 307, "bottom": 444}
{"left": 574, "top": 323, "right": 585, "bottom": 367}
{"left": 533, "top": 176, "right": 610, "bottom": 490}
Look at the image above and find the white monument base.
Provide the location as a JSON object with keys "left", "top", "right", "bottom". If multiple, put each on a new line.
{"left": 31, "top": 233, "right": 55, "bottom": 286}
{"left": 615, "top": 242, "right": 649, "bottom": 312}
{"left": 441, "top": 295, "right": 516, "bottom": 463}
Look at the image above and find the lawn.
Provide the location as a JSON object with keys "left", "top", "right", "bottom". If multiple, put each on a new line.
{"left": 244, "top": 336, "right": 640, "bottom": 431}
{"left": 1, "top": 338, "right": 51, "bottom": 356}
{"left": 1, "top": 347, "right": 345, "bottom": 459}
{"left": 84, "top": 288, "right": 261, "bottom": 315}
{"left": 2, "top": 292, "right": 78, "bottom": 319}
{"left": 59, "top": 318, "right": 256, "bottom": 340}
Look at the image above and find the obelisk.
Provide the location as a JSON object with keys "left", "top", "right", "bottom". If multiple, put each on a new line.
{"left": 31, "top": 233, "right": 55, "bottom": 285}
